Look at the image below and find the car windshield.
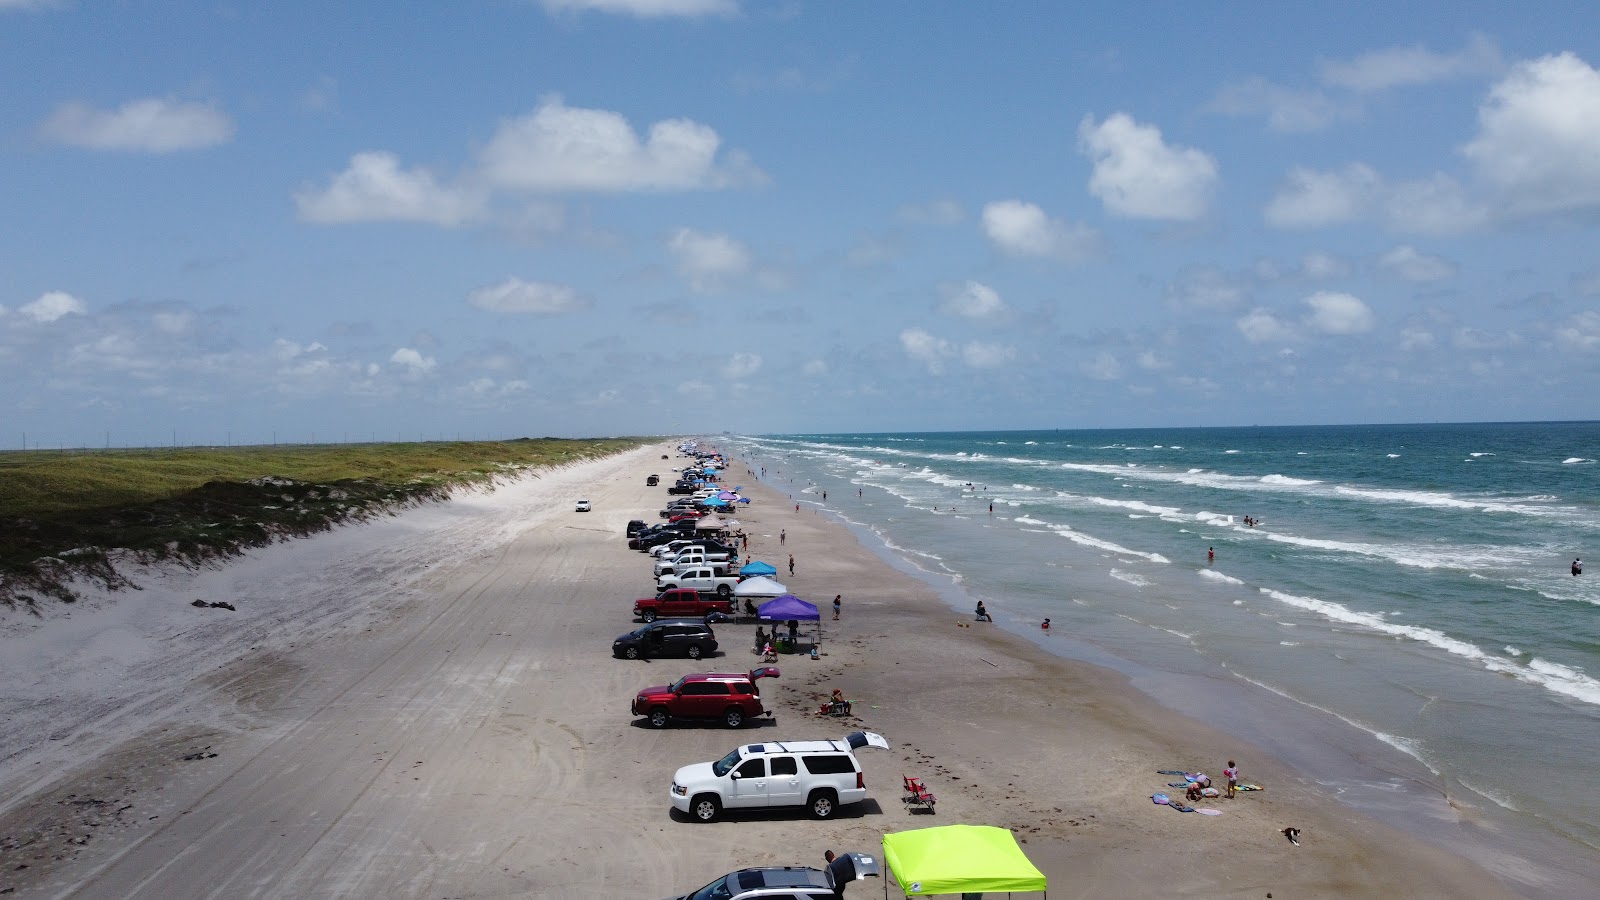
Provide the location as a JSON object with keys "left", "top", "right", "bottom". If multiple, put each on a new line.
{"left": 710, "top": 747, "right": 744, "bottom": 777}
{"left": 688, "top": 874, "right": 734, "bottom": 900}
{"left": 669, "top": 676, "right": 689, "bottom": 693}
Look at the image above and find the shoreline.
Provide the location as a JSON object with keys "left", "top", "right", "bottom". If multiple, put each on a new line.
{"left": 0, "top": 441, "right": 1536, "bottom": 896}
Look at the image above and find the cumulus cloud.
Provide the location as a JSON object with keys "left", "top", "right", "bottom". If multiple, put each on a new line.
{"left": 1300, "top": 251, "right": 1351, "bottom": 279}
{"left": 1554, "top": 310, "right": 1600, "bottom": 352}
{"left": 389, "top": 347, "right": 437, "bottom": 373}
{"left": 981, "top": 200, "right": 1101, "bottom": 261}
{"left": 939, "top": 280, "right": 1010, "bottom": 319}
{"left": 1462, "top": 52, "right": 1600, "bottom": 218}
{"left": 1078, "top": 113, "right": 1218, "bottom": 220}
{"left": 467, "top": 278, "right": 589, "bottom": 314}
{"left": 898, "top": 199, "right": 965, "bottom": 225}
{"left": 40, "top": 97, "right": 233, "bottom": 152}
{"left": 1264, "top": 163, "right": 1382, "bottom": 227}
{"left": 296, "top": 152, "right": 484, "bottom": 225}
{"left": 20, "top": 291, "right": 86, "bottom": 323}
{"left": 1304, "top": 291, "right": 1376, "bottom": 335}
{"left": 1379, "top": 245, "right": 1457, "bottom": 282}
{"left": 1208, "top": 78, "right": 1348, "bottom": 132}
{"left": 1165, "top": 265, "right": 1247, "bottom": 311}
{"left": 1383, "top": 173, "right": 1487, "bottom": 234}
{"left": 900, "top": 328, "right": 953, "bottom": 373}
{"left": 722, "top": 352, "right": 762, "bottom": 379}
{"left": 961, "top": 342, "right": 1015, "bottom": 368}
{"left": 1136, "top": 350, "right": 1171, "bottom": 370}
{"left": 1080, "top": 352, "right": 1123, "bottom": 380}
{"left": 1319, "top": 35, "right": 1503, "bottom": 92}
{"left": 1236, "top": 308, "right": 1297, "bottom": 344}
{"left": 667, "top": 227, "right": 751, "bottom": 291}
{"left": 477, "top": 97, "right": 763, "bottom": 192}
{"left": 541, "top": 0, "right": 737, "bottom": 17}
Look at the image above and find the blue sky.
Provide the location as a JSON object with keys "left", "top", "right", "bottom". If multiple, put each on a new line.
{"left": 5, "top": 0, "right": 1600, "bottom": 445}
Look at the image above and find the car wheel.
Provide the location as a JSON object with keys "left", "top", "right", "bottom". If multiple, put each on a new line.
{"left": 691, "top": 794, "right": 721, "bottom": 823}
{"left": 648, "top": 708, "right": 670, "bottom": 729}
{"left": 716, "top": 585, "right": 731, "bottom": 598}
{"left": 686, "top": 644, "right": 703, "bottom": 660}
{"left": 807, "top": 790, "right": 837, "bottom": 820}
{"left": 641, "top": 610, "right": 657, "bottom": 623}
{"left": 723, "top": 707, "right": 744, "bottom": 728}
{"left": 624, "top": 646, "right": 640, "bottom": 660}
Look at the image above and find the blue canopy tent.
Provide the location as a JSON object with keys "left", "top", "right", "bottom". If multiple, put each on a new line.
{"left": 740, "top": 561, "right": 778, "bottom": 577}
{"left": 700, "top": 497, "right": 729, "bottom": 507}
{"left": 758, "top": 594, "right": 823, "bottom": 652}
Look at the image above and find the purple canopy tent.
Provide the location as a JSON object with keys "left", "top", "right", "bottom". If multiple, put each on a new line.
{"left": 757, "top": 594, "right": 823, "bottom": 652}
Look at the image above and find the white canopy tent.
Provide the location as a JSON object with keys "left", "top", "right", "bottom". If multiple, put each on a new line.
{"left": 734, "top": 576, "right": 787, "bottom": 597}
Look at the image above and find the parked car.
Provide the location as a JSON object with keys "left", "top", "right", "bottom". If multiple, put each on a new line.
{"left": 647, "top": 474, "right": 661, "bottom": 486}
{"left": 626, "top": 519, "right": 648, "bottom": 537}
{"left": 575, "top": 499, "right": 591, "bottom": 512}
{"left": 660, "top": 853, "right": 880, "bottom": 900}
{"left": 632, "top": 666, "right": 779, "bottom": 728}
{"left": 613, "top": 620, "right": 718, "bottom": 660}
{"left": 633, "top": 588, "right": 732, "bottom": 622}
{"left": 669, "top": 731, "right": 890, "bottom": 822}
{"left": 656, "top": 566, "right": 742, "bottom": 598}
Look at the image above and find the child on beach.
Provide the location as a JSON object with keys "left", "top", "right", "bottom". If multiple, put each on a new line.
{"left": 1224, "top": 760, "right": 1239, "bottom": 798}
{"left": 974, "top": 601, "right": 992, "bottom": 622}
{"left": 832, "top": 594, "right": 841, "bottom": 620}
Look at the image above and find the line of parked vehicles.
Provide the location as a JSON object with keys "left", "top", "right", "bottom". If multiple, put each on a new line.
{"left": 616, "top": 448, "right": 883, "bottom": 899}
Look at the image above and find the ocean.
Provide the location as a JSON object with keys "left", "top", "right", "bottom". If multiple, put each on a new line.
{"left": 725, "top": 423, "right": 1600, "bottom": 896}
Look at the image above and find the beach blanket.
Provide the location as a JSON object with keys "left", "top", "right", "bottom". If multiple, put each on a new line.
{"left": 1167, "top": 782, "right": 1190, "bottom": 788}
{"left": 1156, "top": 770, "right": 1187, "bottom": 776}
{"left": 1236, "top": 784, "right": 1265, "bottom": 792}
{"left": 1151, "top": 793, "right": 1170, "bottom": 805}
{"left": 1197, "top": 808, "right": 1223, "bottom": 816}
{"left": 1168, "top": 801, "right": 1196, "bottom": 812}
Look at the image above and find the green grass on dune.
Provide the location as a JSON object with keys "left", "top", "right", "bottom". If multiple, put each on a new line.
{"left": 0, "top": 437, "right": 648, "bottom": 607}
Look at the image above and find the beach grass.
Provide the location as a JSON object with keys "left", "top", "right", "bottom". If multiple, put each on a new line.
{"left": 0, "top": 437, "right": 647, "bottom": 606}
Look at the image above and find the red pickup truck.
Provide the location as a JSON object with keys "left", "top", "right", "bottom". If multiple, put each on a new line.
{"left": 633, "top": 588, "right": 732, "bottom": 622}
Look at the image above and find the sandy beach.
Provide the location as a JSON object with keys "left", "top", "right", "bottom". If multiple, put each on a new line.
{"left": 0, "top": 442, "right": 1523, "bottom": 898}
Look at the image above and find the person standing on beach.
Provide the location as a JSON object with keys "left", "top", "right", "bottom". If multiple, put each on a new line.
{"left": 789, "top": 554, "right": 795, "bottom": 576}
{"left": 1223, "top": 759, "right": 1239, "bottom": 798}
{"left": 833, "top": 594, "right": 841, "bottom": 620}
{"left": 780, "top": 529, "right": 786, "bottom": 545}
{"left": 822, "top": 490, "right": 826, "bottom": 501}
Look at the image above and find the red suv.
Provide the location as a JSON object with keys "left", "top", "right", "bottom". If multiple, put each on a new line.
{"left": 632, "top": 667, "right": 780, "bottom": 729}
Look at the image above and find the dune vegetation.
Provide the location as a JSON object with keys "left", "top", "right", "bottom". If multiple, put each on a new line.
{"left": 0, "top": 437, "right": 646, "bottom": 608}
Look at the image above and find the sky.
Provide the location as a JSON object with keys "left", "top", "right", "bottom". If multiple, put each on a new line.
{"left": 4, "top": 0, "right": 1600, "bottom": 446}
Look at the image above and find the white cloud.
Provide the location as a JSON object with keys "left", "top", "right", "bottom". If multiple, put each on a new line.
{"left": 477, "top": 97, "right": 762, "bottom": 192}
{"left": 1304, "top": 291, "right": 1375, "bottom": 335}
{"left": 1136, "top": 350, "right": 1171, "bottom": 370}
{"left": 40, "top": 97, "right": 234, "bottom": 152}
{"left": 900, "top": 328, "right": 954, "bottom": 373}
{"left": 1165, "top": 265, "right": 1246, "bottom": 311}
{"left": 1237, "top": 308, "right": 1297, "bottom": 344}
{"left": 1264, "top": 163, "right": 1381, "bottom": 228}
{"left": 20, "top": 291, "right": 86, "bottom": 323}
{"left": 1383, "top": 173, "right": 1487, "bottom": 234}
{"left": 1209, "top": 78, "right": 1347, "bottom": 132}
{"left": 467, "top": 278, "right": 590, "bottom": 314}
{"left": 1077, "top": 113, "right": 1218, "bottom": 220}
{"left": 1379, "top": 245, "right": 1457, "bottom": 282}
{"left": 1399, "top": 327, "right": 1437, "bottom": 351}
{"left": 980, "top": 200, "right": 1101, "bottom": 261}
{"left": 722, "top": 352, "right": 762, "bottom": 379}
{"left": 1462, "top": 52, "right": 1600, "bottom": 217}
{"left": 1080, "top": 352, "right": 1123, "bottom": 381}
{"left": 1319, "top": 35, "right": 1502, "bottom": 92}
{"left": 667, "top": 227, "right": 751, "bottom": 291}
{"left": 295, "top": 152, "right": 484, "bottom": 226}
{"left": 541, "top": 0, "right": 737, "bottom": 17}
{"left": 801, "top": 359, "right": 827, "bottom": 376}
{"left": 1554, "top": 310, "right": 1600, "bottom": 352}
{"left": 389, "top": 347, "right": 437, "bottom": 373}
{"left": 1300, "top": 251, "right": 1351, "bottom": 279}
{"left": 940, "top": 280, "right": 1010, "bottom": 320}
{"left": 961, "top": 342, "right": 1014, "bottom": 368}
{"left": 898, "top": 199, "right": 965, "bottom": 225}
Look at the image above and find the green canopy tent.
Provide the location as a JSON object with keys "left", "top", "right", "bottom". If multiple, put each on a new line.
{"left": 881, "top": 825, "right": 1047, "bottom": 898}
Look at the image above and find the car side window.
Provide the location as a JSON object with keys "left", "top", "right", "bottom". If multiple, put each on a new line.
{"left": 801, "top": 754, "right": 855, "bottom": 775}
{"left": 735, "top": 758, "right": 766, "bottom": 778}
{"left": 701, "top": 683, "right": 730, "bottom": 696}
{"left": 728, "top": 681, "right": 751, "bottom": 695}
{"left": 680, "top": 683, "right": 712, "bottom": 696}
{"left": 770, "top": 756, "right": 797, "bottom": 776}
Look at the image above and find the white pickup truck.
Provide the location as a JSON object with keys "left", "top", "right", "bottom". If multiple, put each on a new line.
{"left": 656, "top": 566, "right": 743, "bottom": 598}
{"left": 649, "top": 541, "right": 735, "bottom": 561}
{"left": 653, "top": 554, "right": 738, "bottom": 578}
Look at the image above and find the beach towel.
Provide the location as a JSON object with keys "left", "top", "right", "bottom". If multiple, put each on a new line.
{"left": 1236, "top": 784, "right": 1265, "bottom": 792}
{"left": 1167, "top": 782, "right": 1190, "bottom": 788}
{"left": 1168, "top": 801, "right": 1196, "bottom": 812}
{"left": 1151, "top": 793, "right": 1170, "bottom": 805}
{"left": 1156, "top": 770, "right": 1187, "bottom": 776}
{"left": 1197, "top": 808, "right": 1223, "bottom": 816}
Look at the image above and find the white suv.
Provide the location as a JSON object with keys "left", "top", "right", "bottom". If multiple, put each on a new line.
{"left": 669, "top": 731, "right": 889, "bottom": 822}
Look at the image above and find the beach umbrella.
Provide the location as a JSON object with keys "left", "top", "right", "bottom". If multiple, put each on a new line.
{"left": 740, "top": 561, "right": 777, "bottom": 577}
{"left": 734, "top": 575, "right": 786, "bottom": 596}
{"left": 717, "top": 491, "right": 738, "bottom": 500}
{"left": 694, "top": 517, "right": 726, "bottom": 531}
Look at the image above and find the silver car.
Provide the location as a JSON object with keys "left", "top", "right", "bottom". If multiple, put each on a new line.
{"left": 662, "top": 852, "right": 880, "bottom": 900}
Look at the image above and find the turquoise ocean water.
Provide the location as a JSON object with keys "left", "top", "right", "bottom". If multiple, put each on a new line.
{"left": 726, "top": 423, "right": 1599, "bottom": 897}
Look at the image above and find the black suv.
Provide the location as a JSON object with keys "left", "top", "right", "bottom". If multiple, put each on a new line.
{"left": 613, "top": 620, "right": 718, "bottom": 660}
